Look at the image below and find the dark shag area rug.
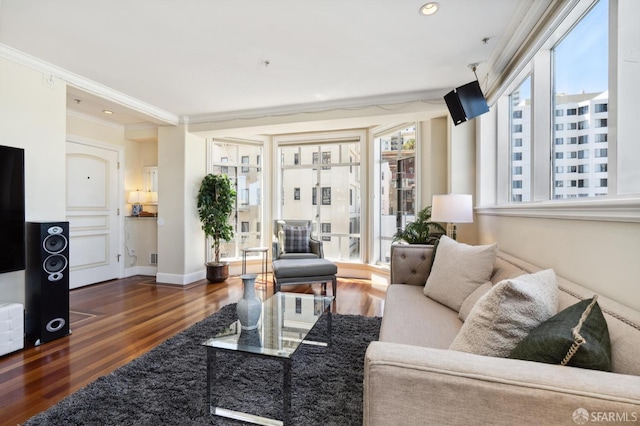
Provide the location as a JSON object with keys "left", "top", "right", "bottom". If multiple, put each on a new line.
{"left": 25, "top": 304, "right": 381, "bottom": 426}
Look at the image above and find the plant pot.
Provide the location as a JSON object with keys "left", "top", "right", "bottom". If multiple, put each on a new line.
{"left": 206, "top": 262, "right": 229, "bottom": 283}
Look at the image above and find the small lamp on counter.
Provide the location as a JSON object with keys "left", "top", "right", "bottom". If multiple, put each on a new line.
{"left": 128, "top": 190, "right": 146, "bottom": 217}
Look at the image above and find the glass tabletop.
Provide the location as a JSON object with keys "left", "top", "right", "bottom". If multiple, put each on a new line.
{"left": 203, "top": 292, "right": 333, "bottom": 358}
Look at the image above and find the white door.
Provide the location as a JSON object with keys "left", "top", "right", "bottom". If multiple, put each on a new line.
{"left": 66, "top": 141, "right": 121, "bottom": 289}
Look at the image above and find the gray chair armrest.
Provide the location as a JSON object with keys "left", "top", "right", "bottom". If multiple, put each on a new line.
{"left": 309, "top": 237, "right": 324, "bottom": 258}
{"left": 272, "top": 240, "right": 282, "bottom": 259}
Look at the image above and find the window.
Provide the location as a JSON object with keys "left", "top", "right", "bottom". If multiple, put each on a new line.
{"left": 321, "top": 223, "right": 331, "bottom": 242}
{"left": 598, "top": 178, "right": 608, "bottom": 187}
{"left": 551, "top": 0, "right": 609, "bottom": 199}
{"left": 595, "top": 103, "right": 608, "bottom": 113}
{"left": 210, "top": 140, "right": 263, "bottom": 259}
{"left": 513, "top": 152, "right": 522, "bottom": 161}
{"left": 513, "top": 138, "right": 523, "bottom": 147}
{"left": 555, "top": 138, "right": 564, "bottom": 145}
{"left": 278, "top": 136, "right": 362, "bottom": 261}
{"left": 513, "top": 110, "right": 523, "bottom": 119}
{"left": 375, "top": 124, "right": 417, "bottom": 263}
{"left": 512, "top": 180, "right": 523, "bottom": 189}
{"left": 555, "top": 180, "right": 564, "bottom": 188}
{"left": 595, "top": 148, "right": 608, "bottom": 158}
{"left": 555, "top": 123, "right": 564, "bottom": 131}
{"left": 597, "top": 164, "right": 608, "bottom": 173}
{"left": 321, "top": 187, "right": 331, "bottom": 205}
{"left": 513, "top": 124, "right": 523, "bottom": 133}
{"left": 555, "top": 109, "right": 564, "bottom": 117}
{"left": 513, "top": 166, "right": 522, "bottom": 175}
{"left": 555, "top": 166, "right": 564, "bottom": 173}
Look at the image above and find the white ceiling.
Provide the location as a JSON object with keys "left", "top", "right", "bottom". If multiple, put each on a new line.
{"left": 0, "top": 0, "right": 549, "bottom": 127}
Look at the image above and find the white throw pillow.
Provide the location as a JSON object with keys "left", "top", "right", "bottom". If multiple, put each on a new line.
{"left": 449, "top": 269, "right": 558, "bottom": 357}
{"left": 424, "top": 236, "right": 498, "bottom": 312}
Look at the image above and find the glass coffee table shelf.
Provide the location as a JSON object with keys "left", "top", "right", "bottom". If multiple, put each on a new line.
{"left": 203, "top": 292, "right": 334, "bottom": 426}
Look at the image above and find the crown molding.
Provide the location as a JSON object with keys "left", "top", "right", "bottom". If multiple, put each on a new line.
{"left": 0, "top": 44, "right": 180, "bottom": 126}
{"left": 187, "top": 89, "right": 448, "bottom": 125}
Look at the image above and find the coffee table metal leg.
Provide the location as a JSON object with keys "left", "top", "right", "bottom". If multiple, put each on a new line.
{"left": 207, "top": 348, "right": 217, "bottom": 413}
{"left": 283, "top": 358, "right": 291, "bottom": 425}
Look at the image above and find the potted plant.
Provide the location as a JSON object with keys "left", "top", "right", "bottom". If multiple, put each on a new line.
{"left": 197, "top": 173, "right": 236, "bottom": 282}
{"left": 392, "top": 206, "right": 446, "bottom": 245}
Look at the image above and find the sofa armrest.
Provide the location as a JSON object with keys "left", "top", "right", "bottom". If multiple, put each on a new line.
{"left": 364, "top": 341, "right": 640, "bottom": 426}
{"left": 389, "top": 244, "right": 435, "bottom": 286}
{"left": 309, "top": 237, "right": 324, "bottom": 258}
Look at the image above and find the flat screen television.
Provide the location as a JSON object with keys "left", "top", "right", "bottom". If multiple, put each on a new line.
{"left": 444, "top": 80, "right": 490, "bottom": 126}
{"left": 0, "top": 145, "right": 25, "bottom": 273}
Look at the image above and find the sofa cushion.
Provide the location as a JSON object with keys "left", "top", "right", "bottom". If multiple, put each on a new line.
{"left": 381, "top": 284, "right": 462, "bottom": 349}
{"left": 509, "top": 296, "right": 612, "bottom": 371}
{"left": 424, "top": 236, "right": 497, "bottom": 312}
{"left": 449, "top": 269, "right": 558, "bottom": 357}
{"left": 458, "top": 281, "right": 492, "bottom": 322}
{"left": 282, "top": 225, "right": 310, "bottom": 253}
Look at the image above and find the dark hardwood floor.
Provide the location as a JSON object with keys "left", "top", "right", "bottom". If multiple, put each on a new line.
{"left": 0, "top": 274, "right": 386, "bottom": 426}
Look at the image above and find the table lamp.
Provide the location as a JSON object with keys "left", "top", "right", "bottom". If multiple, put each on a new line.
{"left": 430, "top": 194, "right": 473, "bottom": 240}
{"left": 128, "top": 190, "right": 146, "bottom": 216}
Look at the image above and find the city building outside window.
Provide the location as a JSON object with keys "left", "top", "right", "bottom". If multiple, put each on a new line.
{"left": 278, "top": 136, "right": 362, "bottom": 261}
{"left": 552, "top": 0, "right": 608, "bottom": 199}
{"left": 209, "top": 140, "right": 263, "bottom": 260}
{"left": 374, "top": 124, "right": 417, "bottom": 263}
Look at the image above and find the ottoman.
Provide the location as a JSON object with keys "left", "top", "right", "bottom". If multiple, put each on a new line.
{"left": 272, "top": 258, "right": 337, "bottom": 296}
{"left": 0, "top": 302, "right": 24, "bottom": 356}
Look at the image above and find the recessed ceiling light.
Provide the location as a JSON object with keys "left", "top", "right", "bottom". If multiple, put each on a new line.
{"left": 103, "top": 110, "right": 114, "bottom": 115}
{"left": 420, "top": 2, "right": 439, "bottom": 16}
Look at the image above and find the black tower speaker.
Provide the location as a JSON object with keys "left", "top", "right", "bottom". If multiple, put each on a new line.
{"left": 25, "top": 221, "right": 70, "bottom": 345}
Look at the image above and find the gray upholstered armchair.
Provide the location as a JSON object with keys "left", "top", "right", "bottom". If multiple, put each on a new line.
{"left": 272, "top": 220, "right": 324, "bottom": 260}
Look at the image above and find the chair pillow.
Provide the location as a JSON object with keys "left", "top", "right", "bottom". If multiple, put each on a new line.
{"left": 424, "top": 236, "right": 497, "bottom": 311}
{"left": 283, "top": 225, "right": 310, "bottom": 253}
{"left": 509, "top": 296, "right": 612, "bottom": 371}
{"left": 449, "top": 269, "right": 558, "bottom": 357}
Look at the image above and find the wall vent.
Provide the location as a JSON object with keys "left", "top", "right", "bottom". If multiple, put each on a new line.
{"left": 149, "top": 253, "right": 158, "bottom": 265}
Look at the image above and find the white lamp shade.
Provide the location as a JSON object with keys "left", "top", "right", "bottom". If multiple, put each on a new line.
{"left": 431, "top": 194, "right": 473, "bottom": 223}
{"left": 128, "top": 190, "right": 146, "bottom": 204}
{"left": 147, "top": 191, "right": 158, "bottom": 204}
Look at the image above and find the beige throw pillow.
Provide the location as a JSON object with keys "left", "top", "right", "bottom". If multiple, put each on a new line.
{"left": 424, "top": 236, "right": 497, "bottom": 312}
{"left": 449, "top": 269, "right": 558, "bottom": 357}
{"left": 458, "top": 281, "right": 492, "bottom": 322}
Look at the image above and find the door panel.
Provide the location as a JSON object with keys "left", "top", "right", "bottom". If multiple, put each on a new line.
{"left": 66, "top": 141, "right": 120, "bottom": 289}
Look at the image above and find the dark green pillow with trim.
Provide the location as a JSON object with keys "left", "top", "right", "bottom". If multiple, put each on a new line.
{"left": 509, "top": 296, "right": 612, "bottom": 371}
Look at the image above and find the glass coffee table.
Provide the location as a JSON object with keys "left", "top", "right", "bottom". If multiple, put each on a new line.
{"left": 203, "top": 292, "right": 334, "bottom": 426}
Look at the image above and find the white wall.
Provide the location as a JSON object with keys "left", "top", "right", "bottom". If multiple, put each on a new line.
{"left": 0, "top": 58, "right": 67, "bottom": 304}
{"left": 156, "top": 125, "right": 206, "bottom": 284}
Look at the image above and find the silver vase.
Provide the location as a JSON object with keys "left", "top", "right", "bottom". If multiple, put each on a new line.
{"left": 237, "top": 274, "right": 261, "bottom": 330}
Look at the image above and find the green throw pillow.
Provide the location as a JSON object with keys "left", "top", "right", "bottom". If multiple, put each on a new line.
{"left": 509, "top": 296, "right": 612, "bottom": 371}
